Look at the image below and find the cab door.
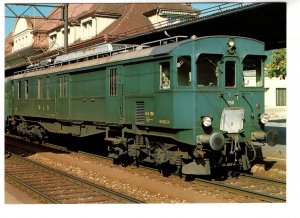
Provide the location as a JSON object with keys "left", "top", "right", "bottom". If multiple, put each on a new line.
{"left": 220, "top": 56, "right": 242, "bottom": 108}
{"left": 106, "top": 65, "right": 124, "bottom": 124}
{"left": 219, "top": 56, "right": 245, "bottom": 133}
{"left": 56, "top": 74, "right": 70, "bottom": 119}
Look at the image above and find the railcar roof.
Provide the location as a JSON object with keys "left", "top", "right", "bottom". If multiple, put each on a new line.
{"left": 6, "top": 35, "right": 264, "bottom": 81}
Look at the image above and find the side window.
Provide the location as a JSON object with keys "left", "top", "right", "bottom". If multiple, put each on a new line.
{"left": 17, "top": 81, "right": 21, "bottom": 99}
{"left": 225, "top": 61, "right": 236, "bottom": 87}
{"left": 38, "top": 78, "right": 43, "bottom": 99}
{"left": 25, "top": 80, "right": 29, "bottom": 99}
{"left": 59, "top": 76, "right": 68, "bottom": 98}
{"left": 46, "top": 76, "right": 50, "bottom": 99}
{"left": 197, "top": 54, "right": 222, "bottom": 87}
{"left": 160, "top": 62, "right": 170, "bottom": 90}
{"left": 109, "top": 68, "right": 117, "bottom": 96}
{"left": 177, "top": 56, "right": 191, "bottom": 86}
{"left": 243, "top": 55, "right": 263, "bottom": 87}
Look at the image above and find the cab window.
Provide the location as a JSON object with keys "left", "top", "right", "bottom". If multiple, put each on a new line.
{"left": 242, "top": 55, "right": 263, "bottom": 87}
{"left": 197, "top": 54, "right": 222, "bottom": 87}
{"left": 160, "top": 62, "right": 170, "bottom": 90}
{"left": 177, "top": 56, "right": 191, "bottom": 86}
{"left": 225, "top": 61, "right": 236, "bottom": 87}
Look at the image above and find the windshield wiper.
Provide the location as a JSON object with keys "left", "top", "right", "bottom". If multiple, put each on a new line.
{"left": 205, "top": 57, "right": 223, "bottom": 74}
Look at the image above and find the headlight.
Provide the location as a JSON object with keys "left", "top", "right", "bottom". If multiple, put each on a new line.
{"left": 227, "top": 38, "right": 236, "bottom": 54}
{"left": 227, "top": 38, "right": 235, "bottom": 47}
{"left": 202, "top": 117, "right": 212, "bottom": 127}
{"left": 260, "top": 114, "right": 269, "bottom": 124}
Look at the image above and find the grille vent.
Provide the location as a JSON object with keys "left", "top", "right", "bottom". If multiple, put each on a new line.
{"left": 135, "top": 101, "right": 145, "bottom": 124}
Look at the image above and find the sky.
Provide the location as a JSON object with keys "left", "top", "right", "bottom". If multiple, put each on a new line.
{"left": 4, "top": 3, "right": 222, "bottom": 37}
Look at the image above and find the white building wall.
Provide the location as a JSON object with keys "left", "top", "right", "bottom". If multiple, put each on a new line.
{"left": 148, "top": 14, "right": 167, "bottom": 25}
{"left": 264, "top": 77, "right": 287, "bottom": 119}
{"left": 96, "top": 17, "right": 116, "bottom": 34}
{"left": 13, "top": 18, "right": 34, "bottom": 51}
{"left": 48, "top": 16, "right": 117, "bottom": 50}
{"left": 81, "top": 17, "right": 94, "bottom": 40}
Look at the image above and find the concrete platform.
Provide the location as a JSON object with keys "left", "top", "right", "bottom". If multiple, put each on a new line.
{"left": 5, "top": 181, "right": 39, "bottom": 204}
{"left": 251, "top": 119, "right": 286, "bottom": 179}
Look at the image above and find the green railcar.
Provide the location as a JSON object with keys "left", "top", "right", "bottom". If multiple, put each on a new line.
{"left": 5, "top": 36, "right": 279, "bottom": 175}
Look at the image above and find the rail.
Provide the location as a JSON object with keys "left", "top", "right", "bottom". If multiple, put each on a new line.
{"left": 6, "top": 134, "right": 286, "bottom": 203}
{"left": 5, "top": 152, "right": 144, "bottom": 203}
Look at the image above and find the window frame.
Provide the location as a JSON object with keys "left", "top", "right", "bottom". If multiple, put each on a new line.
{"left": 59, "top": 76, "right": 68, "bottom": 98}
{"left": 225, "top": 61, "right": 236, "bottom": 88}
{"left": 276, "top": 88, "right": 286, "bottom": 106}
{"left": 38, "top": 78, "right": 43, "bottom": 99}
{"left": 177, "top": 55, "right": 192, "bottom": 87}
{"left": 109, "top": 68, "right": 117, "bottom": 96}
{"left": 25, "top": 80, "right": 29, "bottom": 99}
{"left": 242, "top": 55, "right": 265, "bottom": 88}
{"left": 17, "top": 81, "right": 21, "bottom": 99}
{"left": 159, "top": 61, "right": 171, "bottom": 90}
{"left": 196, "top": 53, "right": 223, "bottom": 88}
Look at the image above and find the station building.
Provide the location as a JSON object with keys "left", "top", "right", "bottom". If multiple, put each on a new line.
{"left": 5, "top": 3, "right": 198, "bottom": 70}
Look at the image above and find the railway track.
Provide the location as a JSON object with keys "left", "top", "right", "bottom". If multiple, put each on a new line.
{"left": 76, "top": 149, "right": 286, "bottom": 202}
{"left": 79, "top": 151, "right": 286, "bottom": 202}
{"left": 6, "top": 134, "right": 286, "bottom": 203}
{"left": 194, "top": 176, "right": 286, "bottom": 203}
{"left": 5, "top": 152, "right": 144, "bottom": 204}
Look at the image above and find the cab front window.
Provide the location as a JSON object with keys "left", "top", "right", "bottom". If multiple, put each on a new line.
{"left": 160, "top": 62, "right": 170, "bottom": 90}
{"left": 197, "top": 54, "right": 222, "bottom": 87}
{"left": 177, "top": 56, "right": 191, "bottom": 87}
{"left": 242, "top": 55, "right": 264, "bottom": 87}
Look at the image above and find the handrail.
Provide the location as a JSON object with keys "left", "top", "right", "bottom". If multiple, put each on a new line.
{"left": 13, "top": 35, "right": 187, "bottom": 76}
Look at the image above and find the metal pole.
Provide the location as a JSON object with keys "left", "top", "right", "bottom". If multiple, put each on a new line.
{"left": 64, "top": 3, "right": 68, "bottom": 53}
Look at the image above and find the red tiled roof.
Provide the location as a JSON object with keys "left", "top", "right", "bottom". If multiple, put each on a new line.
{"left": 5, "top": 3, "right": 198, "bottom": 60}
{"left": 5, "top": 33, "right": 13, "bottom": 54}
{"left": 100, "top": 3, "right": 197, "bottom": 37}
{"left": 101, "top": 4, "right": 154, "bottom": 37}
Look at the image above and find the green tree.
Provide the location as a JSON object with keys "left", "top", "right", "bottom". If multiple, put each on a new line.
{"left": 265, "top": 48, "right": 286, "bottom": 79}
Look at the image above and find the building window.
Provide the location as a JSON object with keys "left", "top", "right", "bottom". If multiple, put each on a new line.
{"left": 83, "top": 21, "right": 92, "bottom": 39}
{"left": 177, "top": 56, "right": 191, "bottom": 86}
{"left": 160, "top": 62, "right": 170, "bottom": 90}
{"left": 109, "top": 69, "right": 117, "bottom": 96}
{"left": 25, "top": 80, "right": 29, "bottom": 99}
{"left": 38, "top": 78, "right": 43, "bottom": 99}
{"left": 50, "top": 34, "right": 57, "bottom": 47}
{"left": 276, "top": 88, "right": 286, "bottom": 106}
{"left": 167, "top": 16, "right": 176, "bottom": 25}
